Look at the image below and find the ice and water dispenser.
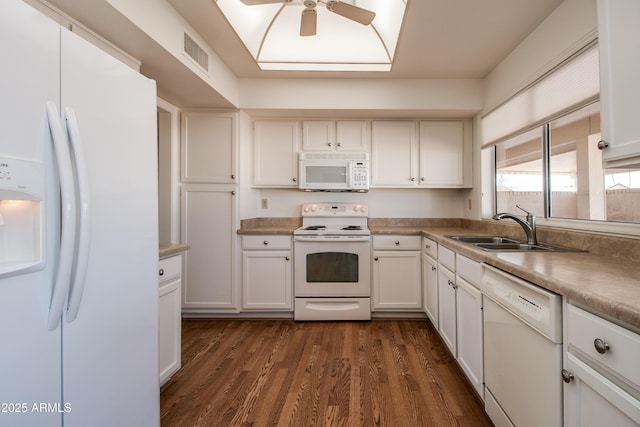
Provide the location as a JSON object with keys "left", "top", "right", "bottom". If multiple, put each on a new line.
{"left": 0, "top": 156, "right": 45, "bottom": 278}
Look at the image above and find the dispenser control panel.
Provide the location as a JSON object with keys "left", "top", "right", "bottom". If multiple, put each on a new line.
{"left": 0, "top": 156, "right": 44, "bottom": 200}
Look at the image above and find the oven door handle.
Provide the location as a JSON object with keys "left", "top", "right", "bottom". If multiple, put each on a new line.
{"left": 294, "top": 236, "right": 371, "bottom": 243}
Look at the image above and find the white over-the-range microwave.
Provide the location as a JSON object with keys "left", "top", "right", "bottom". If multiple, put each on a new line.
{"left": 298, "top": 152, "right": 369, "bottom": 192}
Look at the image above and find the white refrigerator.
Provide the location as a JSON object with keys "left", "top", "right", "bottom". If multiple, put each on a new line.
{"left": 0, "top": 1, "right": 160, "bottom": 426}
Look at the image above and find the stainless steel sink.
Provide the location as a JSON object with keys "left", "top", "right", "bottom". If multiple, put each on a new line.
{"left": 447, "top": 235, "right": 520, "bottom": 244}
{"left": 446, "top": 235, "right": 583, "bottom": 252}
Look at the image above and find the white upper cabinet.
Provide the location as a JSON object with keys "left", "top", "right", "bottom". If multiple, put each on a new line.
{"left": 253, "top": 120, "right": 300, "bottom": 187}
{"left": 181, "top": 111, "right": 237, "bottom": 183}
{"left": 371, "top": 121, "right": 418, "bottom": 186}
{"left": 371, "top": 120, "right": 471, "bottom": 188}
{"left": 302, "top": 120, "right": 368, "bottom": 151}
{"left": 419, "top": 121, "right": 471, "bottom": 187}
{"left": 597, "top": 0, "right": 640, "bottom": 168}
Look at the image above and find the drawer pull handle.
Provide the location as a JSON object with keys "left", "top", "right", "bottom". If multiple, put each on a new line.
{"left": 159, "top": 268, "right": 165, "bottom": 276}
{"left": 594, "top": 338, "right": 610, "bottom": 354}
{"left": 425, "top": 244, "right": 430, "bottom": 249}
{"left": 561, "top": 369, "right": 574, "bottom": 383}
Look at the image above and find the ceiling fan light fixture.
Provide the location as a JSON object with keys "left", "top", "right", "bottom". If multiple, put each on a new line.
{"left": 239, "top": 0, "right": 289, "bottom": 5}
{"left": 300, "top": 8, "right": 317, "bottom": 36}
{"left": 325, "top": 0, "right": 376, "bottom": 26}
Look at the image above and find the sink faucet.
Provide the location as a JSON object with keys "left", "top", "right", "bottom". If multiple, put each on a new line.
{"left": 492, "top": 205, "right": 537, "bottom": 245}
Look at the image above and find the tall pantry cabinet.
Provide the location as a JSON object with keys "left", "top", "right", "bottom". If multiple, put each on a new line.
{"left": 180, "top": 111, "right": 238, "bottom": 313}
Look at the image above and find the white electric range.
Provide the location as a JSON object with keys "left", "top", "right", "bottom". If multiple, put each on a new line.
{"left": 293, "top": 203, "right": 371, "bottom": 321}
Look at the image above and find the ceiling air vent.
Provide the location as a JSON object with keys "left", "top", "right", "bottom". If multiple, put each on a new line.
{"left": 183, "top": 32, "right": 208, "bottom": 71}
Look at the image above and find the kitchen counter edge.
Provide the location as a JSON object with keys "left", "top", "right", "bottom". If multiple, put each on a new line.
{"left": 159, "top": 243, "right": 191, "bottom": 259}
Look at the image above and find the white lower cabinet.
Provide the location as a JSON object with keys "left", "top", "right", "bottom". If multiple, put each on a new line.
{"left": 437, "top": 264, "right": 457, "bottom": 354}
{"left": 158, "top": 254, "right": 182, "bottom": 386}
{"left": 455, "top": 274, "right": 483, "bottom": 398}
{"left": 435, "top": 244, "right": 484, "bottom": 399}
{"left": 241, "top": 236, "right": 293, "bottom": 311}
{"left": 422, "top": 237, "right": 438, "bottom": 327}
{"left": 372, "top": 235, "right": 422, "bottom": 310}
{"left": 563, "top": 303, "right": 640, "bottom": 426}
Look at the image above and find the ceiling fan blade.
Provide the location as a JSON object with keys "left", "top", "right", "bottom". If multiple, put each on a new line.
{"left": 300, "top": 8, "right": 317, "bottom": 36}
{"left": 240, "top": 0, "right": 287, "bottom": 5}
{"left": 325, "top": 1, "right": 376, "bottom": 26}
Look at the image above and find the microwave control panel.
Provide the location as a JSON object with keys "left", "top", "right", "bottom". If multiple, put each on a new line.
{"left": 352, "top": 161, "right": 368, "bottom": 189}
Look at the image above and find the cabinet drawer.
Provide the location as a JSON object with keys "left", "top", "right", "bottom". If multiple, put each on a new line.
{"left": 567, "top": 304, "right": 640, "bottom": 390}
{"left": 438, "top": 245, "right": 455, "bottom": 271}
{"left": 159, "top": 255, "right": 182, "bottom": 284}
{"left": 242, "top": 235, "right": 292, "bottom": 250}
{"left": 422, "top": 237, "right": 437, "bottom": 258}
{"left": 456, "top": 254, "right": 481, "bottom": 286}
{"left": 373, "top": 235, "right": 421, "bottom": 250}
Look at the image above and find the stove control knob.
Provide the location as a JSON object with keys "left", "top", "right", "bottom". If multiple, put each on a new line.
{"left": 353, "top": 205, "right": 366, "bottom": 213}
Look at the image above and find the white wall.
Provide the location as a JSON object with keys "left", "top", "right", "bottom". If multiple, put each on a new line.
{"left": 250, "top": 188, "right": 467, "bottom": 219}
{"left": 239, "top": 78, "right": 483, "bottom": 117}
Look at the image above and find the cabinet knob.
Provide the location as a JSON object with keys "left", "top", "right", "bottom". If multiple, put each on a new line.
{"left": 597, "top": 140, "right": 609, "bottom": 150}
{"left": 410, "top": 177, "right": 416, "bottom": 182}
{"left": 263, "top": 240, "right": 269, "bottom": 245}
{"left": 231, "top": 174, "right": 236, "bottom": 179}
{"left": 231, "top": 190, "right": 236, "bottom": 195}
{"left": 292, "top": 177, "right": 297, "bottom": 182}
{"left": 425, "top": 244, "right": 430, "bottom": 249}
{"left": 420, "top": 177, "right": 425, "bottom": 182}
{"left": 337, "top": 142, "right": 342, "bottom": 147}
{"left": 374, "top": 256, "right": 379, "bottom": 261}
{"left": 431, "top": 266, "right": 436, "bottom": 271}
{"left": 448, "top": 279, "right": 453, "bottom": 286}
{"left": 594, "top": 338, "right": 610, "bottom": 354}
{"left": 561, "top": 369, "right": 574, "bottom": 383}
{"left": 395, "top": 241, "right": 400, "bottom": 245}
{"left": 285, "top": 256, "right": 290, "bottom": 261}
{"left": 327, "top": 142, "right": 332, "bottom": 147}
{"left": 159, "top": 268, "right": 165, "bottom": 276}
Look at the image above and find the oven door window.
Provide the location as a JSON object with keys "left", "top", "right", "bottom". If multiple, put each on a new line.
{"left": 306, "top": 252, "right": 358, "bottom": 282}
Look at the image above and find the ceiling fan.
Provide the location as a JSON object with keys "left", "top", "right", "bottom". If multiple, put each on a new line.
{"left": 239, "top": 0, "right": 376, "bottom": 37}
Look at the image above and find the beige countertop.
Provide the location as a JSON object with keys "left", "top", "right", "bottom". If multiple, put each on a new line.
{"left": 237, "top": 219, "right": 640, "bottom": 330}
{"left": 159, "top": 243, "right": 191, "bottom": 259}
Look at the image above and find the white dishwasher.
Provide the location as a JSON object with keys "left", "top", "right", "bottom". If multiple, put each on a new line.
{"left": 481, "top": 264, "right": 563, "bottom": 427}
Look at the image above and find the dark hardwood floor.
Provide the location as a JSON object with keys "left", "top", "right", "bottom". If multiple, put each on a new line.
{"left": 160, "top": 318, "right": 492, "bottom": 427}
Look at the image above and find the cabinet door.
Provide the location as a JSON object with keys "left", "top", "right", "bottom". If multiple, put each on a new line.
{"left": 456, "top": 276, "right": 483, "bottom": 398}
{"left": 372, "top": 251, "right": 422, "bottom": 310}
{"left": 181, "top": 111, "right": 236, "bottom": 183}
{"left": 302, "top": 120, "right": 335, "bottom": 151}
{"left": 564, "top": 353, "right": 640, "bottom": 426}
{"left": 419, "top": 121, "right": 465, "bottom": 187}
{"left": 597, "top": 0, "right": 640, "bottom": 168}
{"left": 254, "top": 120, "right": 300, "bottom": 187}
{"left": 242, "top": 250, "right": 292, "bottom": 310}
{"left": 159, "top": 277, "right": 181, "bottom": 385}
{"left": 422, "top": 253, "right": 438, "bottom": 327}
{"left": 371, "top": 121, "right": 418, "bottom": 187}
{"left": 336, "top": 120, "right": 368, "bottom": 150}
{"left": 181, "top": 185, "right": 237, "bottom": 311}
{"left": 437, "top": 265, "right": 457, "bottom": 355}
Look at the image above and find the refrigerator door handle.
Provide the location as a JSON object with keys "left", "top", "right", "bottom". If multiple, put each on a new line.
{"left": 64, "top": 107, "right": 91, "bottom": 323}
{"left": 45, "top": 102, "right": 77, "bottom": 331}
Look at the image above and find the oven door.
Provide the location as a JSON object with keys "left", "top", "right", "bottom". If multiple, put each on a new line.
{"left": 294, "top": 236, "right": 371, "bottom": 297}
